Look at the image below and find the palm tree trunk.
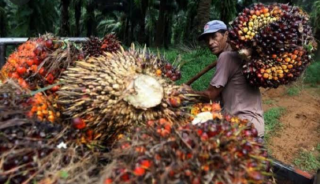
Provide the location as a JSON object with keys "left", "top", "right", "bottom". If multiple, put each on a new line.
{"left": 138, "top": 0, "right": 149, "bottom": 44}
{"left": 0, "top": 9, "right": 6, "bottom": 37}
{"left": 155, "top": 0, "right": 167, "bottom": 47}
{"left": 164, "top": 14, "right": 172, "bottom": 48}
{"left": 60, "top": 0, "right": 70, "bottom": 36}
{"left": 74, "top": 0, "right": 82, "bottom": 36}
{"left": 86, "top": 0, "right": 95, "bottom": 36}
{"left": 197, "top": 0, "right": 211, "bottom": 31}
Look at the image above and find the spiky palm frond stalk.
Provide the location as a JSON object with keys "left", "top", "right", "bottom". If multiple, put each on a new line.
{"left": 57, "top": 45, "right": 195, "bottom": 145}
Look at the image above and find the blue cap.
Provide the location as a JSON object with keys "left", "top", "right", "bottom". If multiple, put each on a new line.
{"left": 198, "top": 20, "right": 227, "bottom": 41}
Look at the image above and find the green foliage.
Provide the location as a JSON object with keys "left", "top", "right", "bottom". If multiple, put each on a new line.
{"left": 263, "top": 99, "right": 275, "bottom": 105}
{"left": 4, "top": 0, "right": 60, "bottom": 37}
{"left": 294, "top": 151, "right": 320, "bottom": 172}
{"left": 304, "top": 60, "right": 320, "bottom": 85}
{"left": 286, "top": 87, "right": 300, "bottom": 96}
{"left": 264, "top": 107, "right": 285, "bottom": 140}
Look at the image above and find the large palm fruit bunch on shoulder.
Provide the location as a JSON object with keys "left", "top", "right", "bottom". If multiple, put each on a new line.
{"left": 101, "top": 105, "right": 271, "bottom": 184}
{"left": 57, "top": 45, "right": 192, "bottom": 145}
{"left": 82, "top": 34, "right": 121, "bottom": 57}
{"left": 229, "top": 3, "right": 316, "bottom": 88}
{"left": 0, "top": 34, "right": 82, "bottom": 92}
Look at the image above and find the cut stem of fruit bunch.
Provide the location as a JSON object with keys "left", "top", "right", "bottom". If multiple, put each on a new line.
{"left": 102, "top": 105, "right": 271, "bottom": 184}
{"left": 57, "top": 44, "right": 195, "bottom": 145}
{"left": 229, "top": 3, "right": 316, "bottom": 88}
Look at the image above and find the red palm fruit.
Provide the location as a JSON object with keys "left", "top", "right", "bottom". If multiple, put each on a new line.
{"left": 50, "top": 85, "right": 60, "bottom": 92}
{"left": 45, "top": 39, "right": 53, "bottom": 49}
{"left": 159, "top": 118, "right": 167, "bottom": 125}
{"left": 11, "top": 72, "right": 20, "bottom": 79}
{"left": 140, "top": 160, "right": 152, "bottom": 169}
{"left": 26, "top": 59, "right": 34, "bottom": 66}
{"left": 17, "top": 66, "right": 27, "bottom": 75}
{"left": 45, "top": 73, "right": 55, "bottom": 84}
{"left": 121, "top": 173, "right": 130, "bottom": 181}
{"left": 38, "top": 67, "right": 46, "bottom": 76}
{"left": 33, "top": 57, "right": 40, "bottom": 65}
{"left": 33, "top": 46, "right": 43, "bottom": 56}
{"left": 134, "top": 167, "right": 145, "bottom": 176}
{"left": 72, "top": 118, "right": 86, "bottom": 129}
{"left": 104, "top": 178, "right": 113, "bottom": 184}
{"left": 165, "top": 63, "right": 172, "bottom": 70}
{"left": 168, "top": 96, "right": 181, "bottom": 107}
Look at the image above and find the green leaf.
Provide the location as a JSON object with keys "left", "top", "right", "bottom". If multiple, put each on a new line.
{"left": 60, "top": 170, "right": 69, "bottom": 179}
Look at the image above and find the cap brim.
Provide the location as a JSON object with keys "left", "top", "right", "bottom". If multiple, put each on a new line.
{"left": 198, "top": 30, "right": 217, "bottom": 41}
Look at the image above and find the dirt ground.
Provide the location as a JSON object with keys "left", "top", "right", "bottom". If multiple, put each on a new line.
{"left": 261, "top": 85, "right": 320, "bottom": 171}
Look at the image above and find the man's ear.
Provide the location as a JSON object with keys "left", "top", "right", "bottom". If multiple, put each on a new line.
{"left": 224, "top": 31, "right": 229, "bottom": 38}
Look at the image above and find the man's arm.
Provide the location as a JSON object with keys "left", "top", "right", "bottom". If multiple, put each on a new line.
{"left": 186, "top": 85, "right": 223, "bottom": 102}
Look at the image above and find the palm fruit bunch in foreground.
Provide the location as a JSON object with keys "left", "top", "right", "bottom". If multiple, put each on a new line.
{"left": 57, "top": 45, "right": 194, "bottom": 145}
{"left": 0, "top": 34, "right": 81, "bottom": 92}
{"left": 0, "top": 116, "right": 103, "bottom": 184}
{"left": 0, "top": 78, "right": 60, "bottom": 123}
{"left": 82, "top": 34, "right": 121, "bottom": 57}
{"left": 101, "top": 111, "right": 271, "bottom": 184}
{"left": 229, "top": 3, "right": 316, "bottom": 88}
{"left": 0, "top": 82, "right": 102, "bottom": 184}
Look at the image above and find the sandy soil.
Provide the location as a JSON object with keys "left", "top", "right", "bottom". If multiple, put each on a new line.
{"left": 261, "top": 85, "right": 320, "bottom": 171}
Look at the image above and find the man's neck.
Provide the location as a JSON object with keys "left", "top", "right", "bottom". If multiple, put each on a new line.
{"left": 217, "top": 43, "right": 231, "bottom": 57}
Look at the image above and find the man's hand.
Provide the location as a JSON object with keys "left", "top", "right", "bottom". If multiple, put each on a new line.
{"left": 182, "top": 84, "right": 193, "bottom": 93}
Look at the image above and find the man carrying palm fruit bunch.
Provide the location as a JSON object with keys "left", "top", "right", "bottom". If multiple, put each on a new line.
{"left": 184, "top": 20, "right": 264, "bottom": 137}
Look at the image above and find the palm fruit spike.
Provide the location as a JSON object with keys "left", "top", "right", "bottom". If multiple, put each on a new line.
{"left": 229, "top": 3, "right": 316, "bottom": 88}
{"left": 101, "top": 113, "right": 271, "bottom": 184}
{"left": 57, "top": 44, "right": 194, "bottom": 145}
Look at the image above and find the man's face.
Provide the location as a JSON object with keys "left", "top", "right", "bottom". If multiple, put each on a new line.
{"left": 204, "top": 31, "right": 228, "bottom": 55}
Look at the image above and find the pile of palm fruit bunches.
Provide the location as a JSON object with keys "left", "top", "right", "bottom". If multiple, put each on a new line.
{"left": 229, "top": 3, "right": 317, "bottom": 88}
{"left": 5, "top": 3, "right": 315, "bottom": 181}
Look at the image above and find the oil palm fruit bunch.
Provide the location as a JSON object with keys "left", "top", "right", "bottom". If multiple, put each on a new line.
{"left": 0, "top": 83, "right": 102, "bottom": 184}
{"left": 57, "top": 45, "right": 194, "bottom": 145}
{"left": 229, "top": 3, "right": 316, "bottom": 88}
{"left": 157, "top": 59, "right": 182, "bottom": 81}
{"left": 0, "top": 34, "right": 81, "bottom": 92}
{"left": 83, "top": 34, "right": 121, "bottom": 58}
{"left": 101, "top": 34, "right": 121, "bottom": 53}
{"left": 101, "top": 115, "right": 271, "bottom": 184}
{"left": 0, "top": 115, "right": 102, "bottom": 184}
{"left": 28, "top": 92, "right": 60, "bottom": 123}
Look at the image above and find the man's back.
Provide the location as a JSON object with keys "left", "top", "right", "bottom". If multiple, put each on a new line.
{"left": 210, "top": 51, "right": 264, "bottom": 136}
